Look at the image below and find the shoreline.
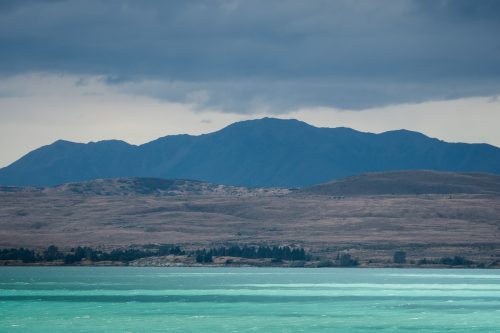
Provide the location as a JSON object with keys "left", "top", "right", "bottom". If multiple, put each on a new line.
{"left": 3, "top": 245, "right": 499, "bottom": 269}
{"left": 2, "top": 260, "right": 497, "bottom": 269}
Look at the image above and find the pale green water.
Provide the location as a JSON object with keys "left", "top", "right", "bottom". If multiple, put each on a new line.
{"left": 1, "top": 268, "right": 499, "bottom": 332}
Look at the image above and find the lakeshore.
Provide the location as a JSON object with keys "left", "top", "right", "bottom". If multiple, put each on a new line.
{"left": 2, "top": 243, "right": 499, "bottom": 269}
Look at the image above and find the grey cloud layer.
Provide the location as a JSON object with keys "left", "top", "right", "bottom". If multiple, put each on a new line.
{"left": 1, "top": 0, "right": 499, "bottom": 111}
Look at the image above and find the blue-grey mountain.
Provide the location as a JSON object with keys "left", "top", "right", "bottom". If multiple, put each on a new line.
{"left": 1, "top": 118, "right": 499, "bottom": 187}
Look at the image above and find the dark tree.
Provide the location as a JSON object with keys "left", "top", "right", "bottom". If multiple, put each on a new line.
{"left": 339, "top": 253, "right": 358, "bottom": 267}
{"left": 393, "top": 251, "right": 407, "bottom": 264}
{"left": 440, "top": 256, "right": 473, "bottom": 266}
{"left": 0, "top": 248, "right": 37, "bottom": 263}
{"left": 43, "top": 245, "right": 62, "bottom": 261}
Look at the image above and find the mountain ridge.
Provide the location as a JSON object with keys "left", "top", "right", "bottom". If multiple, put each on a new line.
{"left": 1, "top": 118, "right": 500, "bottom": 187}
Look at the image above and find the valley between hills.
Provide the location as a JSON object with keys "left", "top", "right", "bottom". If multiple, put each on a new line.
{"left": 1, "top": 171, "right": 500, "bottom": 267}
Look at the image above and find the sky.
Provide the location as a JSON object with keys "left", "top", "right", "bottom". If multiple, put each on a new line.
{"left": 1, "top": 0, "right": 500, "bottom": 167}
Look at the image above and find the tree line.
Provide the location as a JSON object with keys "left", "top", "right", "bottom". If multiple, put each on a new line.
{"left": 1, "top": 246, "right": 482, "bottom": 267}
{"left": 195, "top": 245, "right": 308, "bottom": 263}
{"left": 0, "top": 244, "right": 309, "bottom": 264}
{"left": 417, "top": 256, "right": 474, "bottom": 266}
{"left": 0, "top": 244, "right": 184, "bottom": 264}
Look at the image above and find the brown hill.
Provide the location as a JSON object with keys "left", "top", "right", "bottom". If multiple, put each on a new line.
{"left": 299, "top": 170, "right": 500, "bottom": 196}
{"left": 0, "top": 172, "right": 499, "bottom": 264}
{"left": 46, "top": 178, "right": 289, "bottom": 197}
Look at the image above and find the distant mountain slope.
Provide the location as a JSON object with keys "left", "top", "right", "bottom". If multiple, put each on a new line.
{"left": 299, "top": 170, "right": 500, "bottom": 196}
{"left": 1, "top": 118, "right": 500, "bottom": 187}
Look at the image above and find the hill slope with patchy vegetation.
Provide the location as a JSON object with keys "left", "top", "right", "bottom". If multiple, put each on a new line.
{"left": 1, "top": 171, "right": 499, "bottom": 267}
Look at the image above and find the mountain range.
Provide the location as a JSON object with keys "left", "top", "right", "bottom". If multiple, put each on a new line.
{"left": 1, "top": 118, "right": 499, "bottom": 187}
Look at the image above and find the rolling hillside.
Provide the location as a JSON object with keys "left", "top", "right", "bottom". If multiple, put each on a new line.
{"left": 1, "top": 171, "right": 499, "bottom": 264}
{"left": 300, "top": 170, "right": 500, "bottom": 196}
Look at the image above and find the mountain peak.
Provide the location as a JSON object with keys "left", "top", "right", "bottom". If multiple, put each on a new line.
{"left": 87, "top": 139, "right": 133, "bottom": 148}
{"left": 380, "top": 129, "right": 434, "bottom": 140}
{"left": 51, "top": 139, "right": 79, "bottom": 146}
{"left": 222, "top": 117, "right": 313, "bottom": 131}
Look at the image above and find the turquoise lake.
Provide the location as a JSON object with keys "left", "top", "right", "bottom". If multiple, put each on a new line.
{"left": 1, "top": 267, "right": 499, "bottom": 332}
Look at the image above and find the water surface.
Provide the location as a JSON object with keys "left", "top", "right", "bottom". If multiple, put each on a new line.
{"left": 1, "top": 267, "right": 499, "bottom": 332}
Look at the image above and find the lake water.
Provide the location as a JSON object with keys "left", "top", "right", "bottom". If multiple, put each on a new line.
{"left": 0, "top": 267, "right": 499, "bottom": 332}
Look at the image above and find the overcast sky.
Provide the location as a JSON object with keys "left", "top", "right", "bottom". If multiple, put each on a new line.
{"left": 1, "top": 0, "right": 500, "bottom": 167}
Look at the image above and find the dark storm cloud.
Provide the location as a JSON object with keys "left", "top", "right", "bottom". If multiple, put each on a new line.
{"left": 0, "top": 0, "right": 499, "bottom": 111}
